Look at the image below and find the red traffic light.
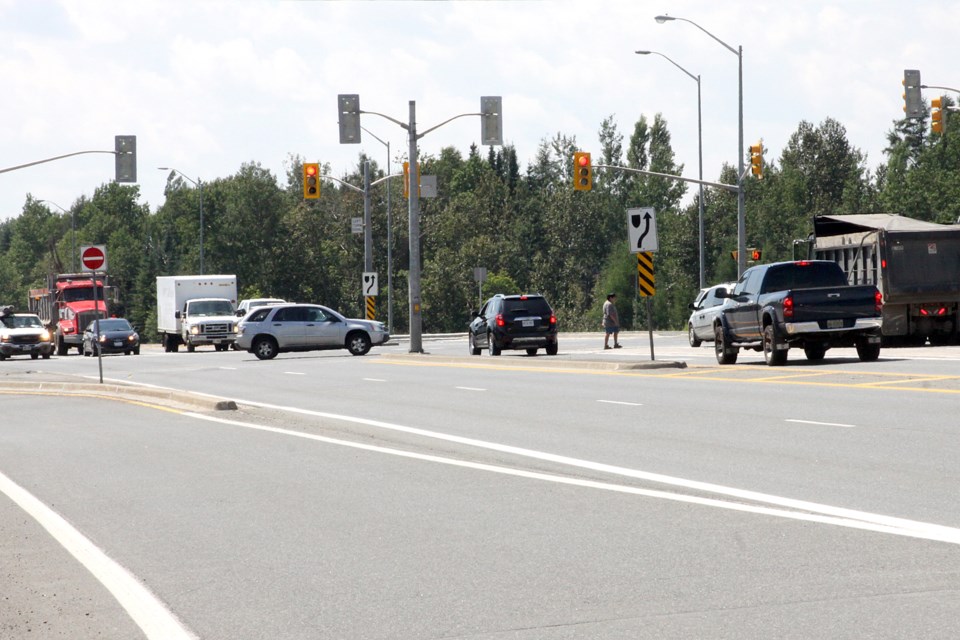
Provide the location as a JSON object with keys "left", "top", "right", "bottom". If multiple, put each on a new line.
{"left": 577, "top": 154, "right": 589, "bottom": 167}
{"left": 305, "top": 164, "right": 318, "bottom": 176}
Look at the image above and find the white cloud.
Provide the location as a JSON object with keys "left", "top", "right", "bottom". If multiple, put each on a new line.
{"left": 1, "top": 0, "right": 957, "bottom": 221}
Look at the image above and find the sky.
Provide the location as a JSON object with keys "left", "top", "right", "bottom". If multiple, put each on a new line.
{"left": 2, "top": 0, "right": 957, "bottom": 224}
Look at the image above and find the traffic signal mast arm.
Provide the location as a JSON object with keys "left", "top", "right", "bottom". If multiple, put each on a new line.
{"left": 0, "top": 150, "right": 118, "bottom": 175}
{"left": 593, "top": 163, "right": 740, "bottom": 193}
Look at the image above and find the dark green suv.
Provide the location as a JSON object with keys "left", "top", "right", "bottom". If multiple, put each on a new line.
{"left": 468, "top": 294, "right": 558, "bottom": 356}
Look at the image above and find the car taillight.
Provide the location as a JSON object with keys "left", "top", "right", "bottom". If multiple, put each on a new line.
{"left": 875, "top": 291, "right": 884, "bottom": 314}
{"left": 549, "top": 314, "right": 557, "bottom": 325}
{"left": 495, "top": 313, "right": 505, "bottom": 327}
{"left": 783, "top": 295, "right": 794, "bottom": 318}
{"left": 919, "top": 305, "right": 946, "bottom": 316}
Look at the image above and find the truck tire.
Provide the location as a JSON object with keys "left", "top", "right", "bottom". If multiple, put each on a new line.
{"left": 803, "top": 346, "right": 826, "bottom": 362}
{"left": 856, "top": 340, "right": 881, "bottom": 362}
{"left": 714, "top": 325, "right": 738, "bottom": 365}
{"left": 57, "top": 335, "right": 69, "bottom": 356}
{"left": 763, "top": 325, "right": 787, "bottom": 366}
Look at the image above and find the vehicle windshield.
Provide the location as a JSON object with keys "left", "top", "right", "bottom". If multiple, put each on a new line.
{"left": 93, "top": 319, "right": 132, "bottom": 332}
{"left": 3, "top": 315, "right": 44, "bottom": 329}
{"left": 62, "top": 286, "right": 104, "bottom": 303}
{"left": 188, "top": 300, "right": 234, "bottom": 316}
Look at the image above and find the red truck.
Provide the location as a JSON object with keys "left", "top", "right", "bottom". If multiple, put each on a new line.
{"left": 28, "top": 273, "right": 112, "bottom": 356}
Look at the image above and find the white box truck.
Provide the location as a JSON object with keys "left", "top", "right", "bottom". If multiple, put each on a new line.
{"left": 157, "top": 275, "right": 238, "bottom": 352}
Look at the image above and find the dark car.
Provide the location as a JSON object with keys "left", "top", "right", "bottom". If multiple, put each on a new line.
{"left": 82, "top": 318, "right": 140, "bottom": 356}
{"left": 468, "top": 294, "right": 558, "bottom": 356}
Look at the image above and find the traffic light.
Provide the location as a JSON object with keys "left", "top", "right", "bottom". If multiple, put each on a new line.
{"left": 931, "top": 96, "right": 944, "bottom": 134}
{"left": 903, "top": 69, "right": 923, "bottom": 119}
{"left": 303, "top": 162, "right": 320, "bottom": 199}
{"left": 749, "top": 142, "right": 763, "bottom": 179}
{"left": 114, "top": 135, "right": 136, "bottom": 183}
{"left": 750, "top": 248, "right": 762, "bottom": 261}
{"left": 573, "top": 151, "right": 592, "bottom": 191}
{"left": 480, "top": 96, "right": 503, "bottom": 146}
{"left": 338, "top": 94, "right": 361, "bottom": 144}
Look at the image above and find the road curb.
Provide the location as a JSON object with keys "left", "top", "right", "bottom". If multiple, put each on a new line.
{"left": 0, "top": 377, "right": 237, "bottom": 411}
{"left": 376, "top": 353, "right": 687, "bottom": 371}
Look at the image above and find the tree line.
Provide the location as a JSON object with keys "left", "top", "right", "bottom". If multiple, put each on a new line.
{"left": 1, "top": 102, "right": 957, "bottom": 340}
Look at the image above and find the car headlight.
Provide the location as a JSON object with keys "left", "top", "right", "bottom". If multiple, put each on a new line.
{"left": 190, "top": 325, "right": 200, "bottom": 335}
{"left": 40, "top": 330, "right": 51, "bottom": 342}
{"left": 128, "top": 333, "right": 138, "bottom": 342}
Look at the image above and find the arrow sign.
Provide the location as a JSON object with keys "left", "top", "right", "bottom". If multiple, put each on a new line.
{"left": 362, "top": 272, "right": 378, "bottom": 296}
{"left": 626, "top": 207, "right": 658, "bottom": 253}
{"left": 80, "top": 245, "right": 107, "bottom": 272}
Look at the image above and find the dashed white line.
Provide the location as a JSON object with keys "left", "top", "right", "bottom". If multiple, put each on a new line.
{"left": 456, "top": 386, "right": 487, "bottom": 391}
{"left": 786, "top": 419, "right": 855, "bottom": 428}
{"left": 284, "top": 371, "right": 306, "bottom": 376}
{"left": 363, "top": 378, "right": 387, "bottom": 382}
{"left": 598, "top": 399, "right": 642, "bottom": 406}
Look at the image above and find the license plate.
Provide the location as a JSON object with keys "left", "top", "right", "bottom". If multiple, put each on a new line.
{"left": 522, "top": 320, "right": 534, "bottom": 327}
{"left": 827, "top": 319, "right": 843, "bottom": 329}
{"left": 114, "top": 341, "right": 124, "bottom": 347}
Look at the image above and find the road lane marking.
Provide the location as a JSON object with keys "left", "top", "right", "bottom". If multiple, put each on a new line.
{"left": 456, "top": 386, "right": 486, "bottom": 391}
{"left": 0, "top": 470, "right": 198, "bottom": 640}
{"left": 185, "top": 411, "right": 960, "bottom": 546}
{"left": 786, "top": 419, "right": 855, "bottom": 428}
{"left": 219, "top": 367, "right": 237, "bottom": 370}
{"left": 597, "top": 400, "right": 642, "bottom": 406}
{"left": 284, "top": 371, "right": 306, "bottom": 376}
{"left": 364, "top": 378, "right": 387, "bottom": 382}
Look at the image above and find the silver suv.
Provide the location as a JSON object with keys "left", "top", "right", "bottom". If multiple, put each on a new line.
{"left": 236, "top": 303, "right": 389, "bottom": 359}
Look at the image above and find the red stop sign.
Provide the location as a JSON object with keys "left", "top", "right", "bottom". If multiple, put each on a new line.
{"left": 81, "top": 246, "right": 105, "bottom": 271}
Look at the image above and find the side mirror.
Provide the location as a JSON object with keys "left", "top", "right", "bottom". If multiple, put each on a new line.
{"left": 174, "top": 310, "right": 181, "bottom": 319}
{"left": 236, "top": 309, "right": 244, "bottom": 317}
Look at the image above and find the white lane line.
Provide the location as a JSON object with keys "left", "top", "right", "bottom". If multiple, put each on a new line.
{"left": 0, "top": 470, "right": 198, "bottom": 640}
{"left": 786, "top": 419, "right": 855, "bottom": 428}
{"left": 284, "top": 371, "right": 306, "bottom": 376}
{"left": 363, "top": 378, "right": 387, "bottom": 382}
{"left": 96, "top": 378, "right": 960, "bottom": 544}
{"left": 598, "top": 399, "right": 642, "bottom": 406}
{"left": 455, "top": 386, "right": 487, "bottom": 391}
{"left": 219, "top": 367, "right": 237, "bottom": 370}
{"left": 186, "top": 412, "right": 960, "bottom": 546}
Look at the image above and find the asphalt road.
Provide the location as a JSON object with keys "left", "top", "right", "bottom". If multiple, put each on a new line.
{"left": 3, "top": 332, "right": 960, "bottom": 638}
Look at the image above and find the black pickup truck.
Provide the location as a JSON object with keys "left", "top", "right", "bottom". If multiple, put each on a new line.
{"left": 714, "top": 260, "right": 884, "bottom": 365}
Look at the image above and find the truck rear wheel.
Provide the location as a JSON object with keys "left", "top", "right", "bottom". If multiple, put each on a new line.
{"left": 856, "top": 340, "right": 881, "bottom": 362}
{"left": 763, "top": 325, "right": 788, "bottom": 366}
{"left": 57, "top": 335, "right": 69, "bottom": 356}
{"left": 714, "top": 326, "right": 738, "bottom": 365}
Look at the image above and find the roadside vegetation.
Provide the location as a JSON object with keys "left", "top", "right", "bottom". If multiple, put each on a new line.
{"left": 1, "top": 101, "right": 957, "bottom": 339}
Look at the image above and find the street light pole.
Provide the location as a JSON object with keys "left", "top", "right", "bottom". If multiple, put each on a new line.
{"left": 655, "top": 15, "right": 746, "bottom": 277}
{"left": 635, "top": 50, "right": 705, "bottom": 288}
{"left": 360, "top": 126, "right": 394, "bottom": 334}
{"left": 158, "top": 167, "right": 204, "bottom": 274}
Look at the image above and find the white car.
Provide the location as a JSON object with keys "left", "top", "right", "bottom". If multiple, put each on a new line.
{"left": 236, "top": 303, "right": 389, "bottom": 359}
{"left": 687, "top": 282, "right": 736, "bottom": 347}
{"left": 236, "top": 297, "right": 286, "bottom": 317}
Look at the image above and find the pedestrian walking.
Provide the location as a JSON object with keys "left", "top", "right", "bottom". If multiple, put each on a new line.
{"left": 602, "top": 293, "right": 621, "bottom": 349}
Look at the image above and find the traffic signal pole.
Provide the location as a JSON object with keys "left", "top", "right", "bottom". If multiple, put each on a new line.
{"left": 338, "top": 94, "right": 502, "bottom": 354}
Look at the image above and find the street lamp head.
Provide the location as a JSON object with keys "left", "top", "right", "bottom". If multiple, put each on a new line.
{"left": 654, "top": 15, "right": 675, "bottom": 23}
{"left": 157, "top": 166, "right": 170, "bottom": 171}
{"left": 635, "top": 50, "right": 651, "bottom": 55}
